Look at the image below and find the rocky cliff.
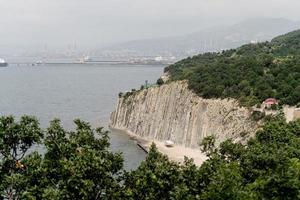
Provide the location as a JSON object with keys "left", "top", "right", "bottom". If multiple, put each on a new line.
{"left": 110, "top": 81, "right": 258, "bottom": 148}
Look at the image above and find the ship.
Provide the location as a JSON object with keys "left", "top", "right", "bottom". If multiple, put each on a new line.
{"left": 0, "top": 58, "right": 8, "bottom": 67}
{"left": 33, "top": 60, "right": 44, "bottom": 66}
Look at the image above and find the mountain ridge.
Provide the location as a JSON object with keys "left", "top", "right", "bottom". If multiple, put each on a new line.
{"left": 101, "top": 18, "right": 300, "bottom": 57}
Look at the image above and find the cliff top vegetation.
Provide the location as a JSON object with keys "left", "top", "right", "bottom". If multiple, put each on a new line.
{"left": 165, "top": 29, "right": 300, "bottom": 107}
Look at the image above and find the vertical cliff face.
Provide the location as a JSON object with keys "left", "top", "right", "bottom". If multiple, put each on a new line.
{"left": 110, "top": 81, "right": 258, "bottom": 148}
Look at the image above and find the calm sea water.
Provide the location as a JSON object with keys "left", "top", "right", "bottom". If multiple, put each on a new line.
{"left": 0, "top": 64, "right": 164, "bottom": 169}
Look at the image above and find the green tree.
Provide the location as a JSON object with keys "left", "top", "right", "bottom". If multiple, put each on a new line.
{"left": 0, "top": 116, "right": 124, "bottom": 199}
{"left": 167, "top": 30, "right": 300, "bottom": 107}
{"left": 122, "top": 144, "right": 182, "bottom": 199}
{"left": 2, "top": 115, "right": 300, "bottom": 199}
{"left": 0, "top": 116, "right": 43, "bottom": 199}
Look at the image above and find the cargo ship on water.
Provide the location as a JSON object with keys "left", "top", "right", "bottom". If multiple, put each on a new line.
{"left": 0, "top": 58, "right": 8, "bottom": 67}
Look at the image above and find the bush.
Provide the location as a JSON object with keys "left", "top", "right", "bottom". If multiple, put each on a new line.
{"left": 270, "top": 104, "right": 279, "bottom": 110}
{"left": 240, "top": 131, "right": 248, "bottom": 138}
{"left": 156, "top": 78, "right": 164, "bottom": 86}
{"left": 251, "top": 110, "right": 266, "bottom": 121}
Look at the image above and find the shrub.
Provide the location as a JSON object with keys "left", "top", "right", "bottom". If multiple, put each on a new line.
{"left": 156, "top": 78, "right": 164, "bottom": 86}
{"left": 251, "top": 110, "right": 266, "bottom": 121}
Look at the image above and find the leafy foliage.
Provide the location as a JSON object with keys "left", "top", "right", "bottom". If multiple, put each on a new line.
{"left": 0, "top": 116, "right": 43, "bottom": 199}
{"left": 0, "top": 117, "right": 123, "bottom": 199}
{"left": 2, "top": 116, "right": 300, "bottom": 199}
{"left": 166, "top": 29, "right": 300, "bottom": 106}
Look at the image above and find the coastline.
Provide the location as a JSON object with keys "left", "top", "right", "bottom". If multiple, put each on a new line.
{"left": 109, "top": 127, "right": 207, "bottom": 166}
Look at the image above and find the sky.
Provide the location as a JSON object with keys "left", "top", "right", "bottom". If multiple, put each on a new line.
{"left": 0, "top": 0, "right": 300, "bottom": 49}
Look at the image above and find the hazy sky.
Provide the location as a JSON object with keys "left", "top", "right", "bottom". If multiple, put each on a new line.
{"left": 0, "top": 0, "right": 300, "bottom": 49}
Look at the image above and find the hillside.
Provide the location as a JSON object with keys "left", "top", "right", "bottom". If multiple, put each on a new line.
{"left": 101, "top": 18, "right": 300, "bottom": 58}
{"left": 165, "top": 29, "right": 300, "bottom": 107}
{"left": 108, "top": 27, "right": 300, "bottom": 200}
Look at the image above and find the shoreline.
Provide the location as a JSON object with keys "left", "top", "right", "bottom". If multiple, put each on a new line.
{"left": 109, "top": 127, "right": 207, "bottom": 166}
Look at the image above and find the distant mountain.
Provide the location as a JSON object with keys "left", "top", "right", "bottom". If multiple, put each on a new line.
{"left": 100, "top": 18, "right": 300, "bottom": 58}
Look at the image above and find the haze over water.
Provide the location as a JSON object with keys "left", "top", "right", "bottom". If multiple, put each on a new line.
{"left": 0, "top": 64, "right": 164, "bottom": 169}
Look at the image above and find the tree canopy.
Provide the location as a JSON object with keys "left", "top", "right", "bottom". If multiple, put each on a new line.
{"left": 1, "top": 115, "right": 300, "bottom": 199}
{"left": 0, "top": 116, "right": 123, "bottom": 199}
{"left": 165, "top": 29, "right": 300, "bottom": 107}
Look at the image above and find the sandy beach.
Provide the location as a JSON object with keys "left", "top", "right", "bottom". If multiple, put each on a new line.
{"left": 110, "top": 127, "right": 207, "bottom": 166}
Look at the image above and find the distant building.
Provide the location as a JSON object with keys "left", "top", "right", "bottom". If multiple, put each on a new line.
{"left": 154, "top": 56, "right": 163, "bottom": 62}
{"left": 262, "top": 98, "right": 278, "bottom": 108}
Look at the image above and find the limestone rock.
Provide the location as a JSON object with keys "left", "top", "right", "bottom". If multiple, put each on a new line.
{"left": 110, "top": 81, "right": 258, "bottom": 148}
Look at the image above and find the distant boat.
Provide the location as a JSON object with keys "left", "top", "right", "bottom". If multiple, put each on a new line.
{"left": 164, "top": 140, "right": 175, "bottom": 147}
{"left": 0, "top": 58, "right": 8, "bottom": 67}
{"left": 34, "top": 60, "right": 44, "bottom": 66}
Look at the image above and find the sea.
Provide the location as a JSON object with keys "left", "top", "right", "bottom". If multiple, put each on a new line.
{"left": 0, "top": 63, "right": 165, "bottom": 170}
